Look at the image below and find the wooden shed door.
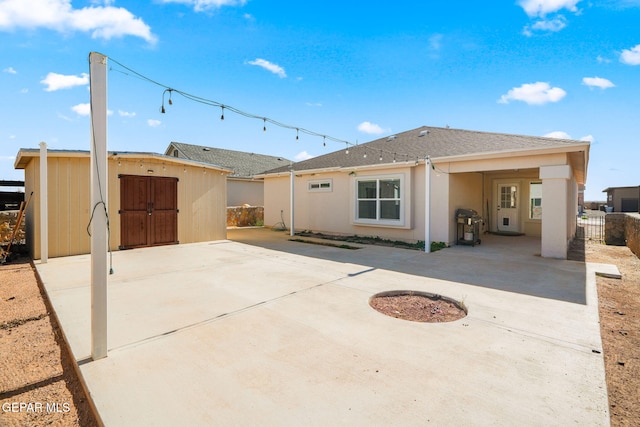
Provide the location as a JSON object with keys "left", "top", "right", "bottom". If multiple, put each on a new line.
{"left": 119, "top": 175, "right": 178, "bottom": 249}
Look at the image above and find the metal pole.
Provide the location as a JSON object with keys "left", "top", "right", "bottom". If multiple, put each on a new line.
{"left": 424, "top": 156, "right": 431, "bottom": 253}
{"left": 89, "top": 52, "right": 108, "bottom": 360}
{"left": 290, "top": 169, "right": 295, "bottom": 237}
{"left": 39, "top": 142, "right": 48, "bottom": 263}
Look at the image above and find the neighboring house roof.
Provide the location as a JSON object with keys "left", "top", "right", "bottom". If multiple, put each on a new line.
{"left": 263, "top": 125, "right": 590, "bottom": 175}
{"left": 14, "top": 149, "right": 234, "bottom": 174}
{"left": 166, "top": 142, "right": 291, "bottom": 178}
{"left": 602, "top": 186, "right": 640, "bottom": 192}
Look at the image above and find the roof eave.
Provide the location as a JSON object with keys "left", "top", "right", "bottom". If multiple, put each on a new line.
{"left": 431, "top": 142, "right": 590, "bottom": 163}
{"left": 14, "top": 149, "right": 234, "bottom": 174}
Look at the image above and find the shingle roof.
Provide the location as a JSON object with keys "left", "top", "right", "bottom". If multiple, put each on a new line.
{"left": 167, "top": 142, "right": 291, "bottom": 178}
{"left": 264, "top": 126, "right": 589, "bottom": 174}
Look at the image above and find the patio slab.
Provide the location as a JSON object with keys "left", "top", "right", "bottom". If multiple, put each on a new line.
{"left": 35, "top": 229, "right": 610, "bottom": 426}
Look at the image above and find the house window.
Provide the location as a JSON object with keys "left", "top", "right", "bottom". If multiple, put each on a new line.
{"left": 173, "top": 150, "right": 179, "bottom": 157}
{"left": 308, "top": 179, "right": 332, "bottom": 192}
{"left": 529, "top": 182, "right": 542, "bottom": 219}
{"left": 355, "top": 176, "right": 403, "bottom": 225}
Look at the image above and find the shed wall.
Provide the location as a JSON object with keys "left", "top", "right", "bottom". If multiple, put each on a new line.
{"left": 23, "top": 155, "right": 227, "bottom": 259}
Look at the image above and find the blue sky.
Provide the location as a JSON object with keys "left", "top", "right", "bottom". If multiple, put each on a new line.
{"left": 1, "top": 0, "right": 639, "bottom": 200}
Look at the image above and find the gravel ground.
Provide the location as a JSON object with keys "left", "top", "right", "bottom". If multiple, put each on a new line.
{"left": 0, "top": 240, "right": 638, "bottom": 426}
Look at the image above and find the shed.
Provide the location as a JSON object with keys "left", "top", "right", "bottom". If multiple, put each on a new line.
{"left": 14, "top": 148, "right": 232, "bottom": 260}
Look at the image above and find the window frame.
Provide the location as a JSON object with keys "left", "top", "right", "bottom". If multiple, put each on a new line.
{"left": 308, "top": 179, "right": 333, "bottom": 192}
{"left": 529, "top": 181, "right": 542, "bottom": 220}
{"left": 353, "top": 174, "right": 405, "bottom": 227}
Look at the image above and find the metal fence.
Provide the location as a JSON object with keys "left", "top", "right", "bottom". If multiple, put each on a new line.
{"left": 576, "top": 210, "right": 605, "bottom": 242}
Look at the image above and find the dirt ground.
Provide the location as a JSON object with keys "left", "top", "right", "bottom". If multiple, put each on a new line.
{"left": 0, "top": 258, "right": 98, "bottom": 427}
{"left": 369, "top": 293, "right": 467, "bottom": 323}
{"left": 0, "top": 240, "right": 638, "bottom": 426}
{"left": 568, "top": 239, "right": 640, "bottom": 426}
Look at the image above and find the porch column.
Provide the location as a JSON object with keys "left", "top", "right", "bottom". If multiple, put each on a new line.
{"left": 540, "top": 165, "right": 571, "bottom": 259}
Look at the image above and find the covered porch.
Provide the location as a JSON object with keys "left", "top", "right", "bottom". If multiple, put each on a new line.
{"left": 436, "top": 147, "right": 588, "bottom": 259}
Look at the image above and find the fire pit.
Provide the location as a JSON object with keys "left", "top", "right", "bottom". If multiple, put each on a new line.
{"left": 369, "top": 290, "right": 467, "bottom": 323}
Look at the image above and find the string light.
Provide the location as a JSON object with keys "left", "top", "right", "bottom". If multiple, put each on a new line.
{"left": 107, "top": 55, "right": 436, "bottom": 163}
{"left": 160, "top": 88, "right": 173, "bottom": 113}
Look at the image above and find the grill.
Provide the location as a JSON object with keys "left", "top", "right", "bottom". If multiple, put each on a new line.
{"left": 455, "top": 208, "right": 482, "bottom": 246}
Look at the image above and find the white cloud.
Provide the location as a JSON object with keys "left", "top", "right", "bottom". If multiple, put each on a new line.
{"left": 305, "top": 102, "right": 322, "bottom": 107}
{"left": 41, "top": 72, "right": 89, "bottom": 91}
{"left": 20, "top": 88, "right": 28, "bottom": 93}
{"left": 580, "top": 134, "right": 595, "bottom": 143}
{"left": 247, "top": 58, "right": 287, "bottom": 78}
{"left": 118, "top": 110, "right": 136, "bottom": 117}
{"left": 357, "top": 121, "right": 389, "bottom": 135}
{"left": 582, "top": 76, "right": 615, "bottom": 89}
{"left": 526, "top": 16, "right": 567, "bottom": 34}
{"left": 3, "top": 66, "right": 16, "bottom": 74}
{"left": 597, "top": 55, "right": 611, "bottom": 64}
{"left": 71, "top": 103, "right": 90, "bottom": 116}
{"left": 147, "top": 119, "right": 161, "bottom": 127}
{"left": 0, "top": 0, "right": 156, "bottom": 43}
{"left": 498, "top": 82, "right": 566, "bottom": 105}
{"left": 160, "top": 0, "right": 246, "bottom": 12}
{"left": 294, "top": 151, "right": 314, "bottom": 161}
{"left": 519, "top": 0, "right": 581, "bottom": 17}
{"left": 620, "top": 44, "right": 640, "bottom": 65}
{"left": 544, "top": 131, "right": 572, "bottom": 139}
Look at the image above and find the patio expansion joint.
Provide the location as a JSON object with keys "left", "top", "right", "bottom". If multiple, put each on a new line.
{"left": 472, "top": 317, "right": 603, "bottom": 354}
{"left": 105, "top": 276, "right": 347, "bottom": 355}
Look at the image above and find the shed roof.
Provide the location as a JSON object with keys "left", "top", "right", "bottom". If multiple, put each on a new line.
{"left": 263, "top": 126, "right": 590, "bottom": 175}
{"left": 166, "top": 142, "right": 291, "bottom": 178}
{"left": 14, "top": 149, "right": 234, "bottom": 174}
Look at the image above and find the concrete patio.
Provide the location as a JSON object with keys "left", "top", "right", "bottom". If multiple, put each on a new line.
{"left": 35, "top": 228, "right": 611, "bottom": 426}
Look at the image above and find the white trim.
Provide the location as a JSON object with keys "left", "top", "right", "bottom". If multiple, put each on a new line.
{"left": 308, "top": 179, "right": 333, "bottom": 192}
{"left": 353, "top": 173, "right": 406, "bottom": 227}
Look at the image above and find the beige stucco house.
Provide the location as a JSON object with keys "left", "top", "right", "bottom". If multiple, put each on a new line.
{"left": 260, "top": 126, "right": 590, "bottom": 259}
{"left": 15, "top": 148, "right": 231, "bottom": 260}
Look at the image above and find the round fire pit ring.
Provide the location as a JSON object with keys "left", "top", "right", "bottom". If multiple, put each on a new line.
{"left": 369, "top": 290, "right": 467, "bottom": 323}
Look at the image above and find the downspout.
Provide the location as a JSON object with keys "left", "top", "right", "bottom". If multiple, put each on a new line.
{"left": 39, "top": 142, "right": 48, "bottom": 263}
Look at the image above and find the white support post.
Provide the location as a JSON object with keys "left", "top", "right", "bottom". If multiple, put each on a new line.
{"left": 89, "top": 52, "right": 108, "bottom": 360}
{"left": 39, "top": 142, "right": 48, "bottom": 263}
{"left": 289, "top": 169, "right": 295, "bottom": 237}
{"left": 424, "top": 156, "right": 431, "bottom": 253}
